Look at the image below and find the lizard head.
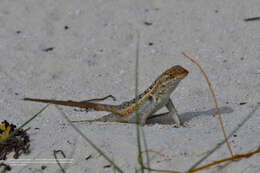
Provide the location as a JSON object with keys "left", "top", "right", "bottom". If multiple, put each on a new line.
{"left": 156, "top": 65, "right": 189, "bottom": 91}
{"left": 162, "top": 65, "right": 189, "bottom": 81}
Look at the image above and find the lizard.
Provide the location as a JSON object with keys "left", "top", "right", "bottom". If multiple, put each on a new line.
{"left": 23, "top": 65, "right": 189, "bottom": 126}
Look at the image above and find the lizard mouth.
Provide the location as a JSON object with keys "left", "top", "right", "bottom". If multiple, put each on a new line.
{"left": 176, "top": 67, "right": 189, "bottom": 79}
{"left": 182, "top": 68, "right": 189, "bottom": 77}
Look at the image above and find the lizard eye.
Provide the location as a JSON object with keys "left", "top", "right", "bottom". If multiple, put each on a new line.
{"left": 169, "top": 74, "right": 175, "bottom": 78}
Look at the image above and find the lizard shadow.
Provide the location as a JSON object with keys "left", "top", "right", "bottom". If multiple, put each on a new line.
{"left": 146, "top": 106, "right": 234, "bottom": 125}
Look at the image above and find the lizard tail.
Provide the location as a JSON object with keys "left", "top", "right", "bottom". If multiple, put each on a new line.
{"left": 71, "top": 114, "right": 128, "bottom": 123}
{"left": 23, "top": 97, "right": 124, "bottom": 116}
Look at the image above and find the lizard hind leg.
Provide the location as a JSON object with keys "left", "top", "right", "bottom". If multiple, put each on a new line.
{"left": 73, "top": 95, "right": 117, "bottom": 113}
{"left": 71, "top": 113, "right": 128, "bottom": 124}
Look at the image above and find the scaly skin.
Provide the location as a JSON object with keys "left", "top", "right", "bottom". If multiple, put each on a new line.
{"left": 24, "top": 65, "right": 189, "bottom": 126}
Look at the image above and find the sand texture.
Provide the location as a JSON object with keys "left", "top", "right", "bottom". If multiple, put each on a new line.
{"left": 0, "top": 0, "right": 260, "bottom": 172}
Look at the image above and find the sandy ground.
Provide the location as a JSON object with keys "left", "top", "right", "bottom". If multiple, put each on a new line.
{"left": 1, "top": 0, "right": 260, "bottom": 172}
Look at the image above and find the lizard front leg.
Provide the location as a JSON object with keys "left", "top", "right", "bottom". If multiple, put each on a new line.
{"left": 166, "top": 99, "right": 181, "bottom": 127}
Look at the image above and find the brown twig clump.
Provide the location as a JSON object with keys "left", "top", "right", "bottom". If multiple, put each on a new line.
{"left": 0, "top": 120, "right": 30, "bottom": 160}
{"left": 0, "top": 162, "right": 11, "bottom": 172}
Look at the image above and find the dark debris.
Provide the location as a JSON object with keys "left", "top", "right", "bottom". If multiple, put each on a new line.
{"left": 244, "top": 17, "right": 260, "bottom": 22}
{"left": 0, "top": 162, "right": 11, "bottom": 172}
{"left": 42, "top": 47, "right": 55, "bottom": 52}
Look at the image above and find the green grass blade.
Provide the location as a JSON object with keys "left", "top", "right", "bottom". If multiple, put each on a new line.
{"left": 134, "top": 31, "right": 145, "bottom": 172}
{"left": 186, "top": 102, "right": 260, "bottom": 173}
{"left": 55, "top": 105, "right": 124, "bottom": 173}
{"left": 0, "top": 104, "right": 49, "bottom": 144}
{"left": 141, "top": 128, "right": 150, "bottom": 173}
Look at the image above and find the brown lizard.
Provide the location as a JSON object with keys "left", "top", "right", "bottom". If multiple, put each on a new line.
{"left": 24, "top": 65, "right": 188, "bottom": 126}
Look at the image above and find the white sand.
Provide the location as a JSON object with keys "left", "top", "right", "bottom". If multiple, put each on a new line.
{"left": 1, "top": 0, "right": 260, "bottom": 172}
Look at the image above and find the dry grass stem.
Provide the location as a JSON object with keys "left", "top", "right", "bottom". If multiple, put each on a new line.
{"left": 182, "top": 52, "right": 233, "bottom": 157}
{"left": 189, "top": 145, "right": 260, "bottom": 173}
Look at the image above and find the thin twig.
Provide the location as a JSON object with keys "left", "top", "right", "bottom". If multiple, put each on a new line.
{"left": 182, "top": 52, "right": 233, "bottom": 157}
{"left": 137, "top": 148, "right": 168, "bottom": 172}
{"left": 244, "top": 17, "right": 260, "bottom": 21}
{"left": 53, "top": 150, "right": 66, "bottom": 173}
{"left": 81, "top": 95, "right": 116, "bottom": 102}
{"left": 137, "top": 149, "right": 180, "bottom": 173}
{"left": 190, "top": 145, "right": 260, "bottom": 172}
